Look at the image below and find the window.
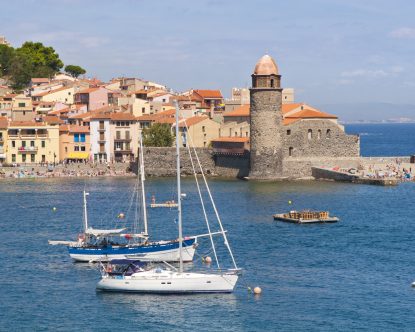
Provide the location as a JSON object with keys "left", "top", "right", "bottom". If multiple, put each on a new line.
{"left": 307, "top": 129, "right": 312, "bottom": 140}
{"left": 23, "top": 111, "right": 26, "bottom": 116}
{"left": 30, "top": 141, "right": 35, "bottom": 147}
{"left": 80, "top": 146, "right": 86, "bottom": 151}
{"left": 115, "top": 142, "right": 122, "bottom": 150}
{"left": 74, "top": 134, "right": 80, "bottom": 143}
{"left": 12, "top": 141, "right": 15, "bottom": 148}
{"left": 41, "top": 141, "right": 45, "bottom": 148}
{"left": 125, "top": 131, "right": 130, "bottom": 140}
{"left": 117, "top": 122, "right": 120, "bottom": 126}
{"left": 162, "top": 98, "right": 166, "bottom": 103}
{"left": 42, "top": 155, "right": 46, "bottom": 163}
{"left": 22, "top": 154, "right": 26, "bottom": 162}
{"left": 22, "top": 141, "right": 26, "bottom": 147}
{"left": 12, "top": 154, "right": 16, "bottom": 162}
{"left": 31, "top": 154, "right": 35, "bottom": 163}
{"left": 142, "top": 107, "right": 145, "bottom": 112}
{"left": 270, "top": 78, "right": 274, "bottom": 87}
{"left": 326, "top": 129, "right": 331, "bottom": 139}
{"left": 68, "top": 92, "right": 71, "bottom": 95}
{"left": 18, "top": 102, "right": 25, "bottom": 107}
{"left": 202, "top": 126, "right": 205, "bottom": 133}
{"left": 65, "top": 147, "right": 68, "bottom": 153}
{"left": 289, "top": 147, "right": 294, "bottom": 157}
{"left": 80, "top": 133, "right": 86, "bottom": 143}
{"left": 74, "top": 146, "right": 80, "bottom": 151}
{"left": 318, "top": 130, "right": 321, "bottom": 139}
{"left": 287, "top": 129, "right": 291, "bottom": 135}
{"left": 116, "top": 131, "right": 121, "bottom": 139}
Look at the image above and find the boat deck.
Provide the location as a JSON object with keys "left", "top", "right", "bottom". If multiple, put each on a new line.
{"left": 273, "top": 213, "right": 339, "bottom": 224}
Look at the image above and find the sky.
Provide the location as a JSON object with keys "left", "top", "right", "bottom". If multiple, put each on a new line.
{"left": 2, "top": 0, "right": 415, "bottom": 107}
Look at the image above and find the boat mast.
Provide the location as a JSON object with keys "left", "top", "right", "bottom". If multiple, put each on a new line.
{"left": 83, "top": 190, "right": 89, "bottom": 231}
{"left": 174, "top": 101, "right": 183, "bottom": 273}
{"left": 139, "top": 131, "right": 148, "bottom": 236}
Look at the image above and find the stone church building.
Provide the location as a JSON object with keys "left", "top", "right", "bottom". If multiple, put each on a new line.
{"left": 213, "top": 54, "right": 360, "bottom": 179}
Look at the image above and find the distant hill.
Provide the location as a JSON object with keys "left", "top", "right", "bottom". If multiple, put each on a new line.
{"left": 316, "top": 102, "right": 415, "bottom": 123}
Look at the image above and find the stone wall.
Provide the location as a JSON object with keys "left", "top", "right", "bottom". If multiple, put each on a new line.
{"left": 249, "top": 88, "right": 283, "bottom": 178}
{"left": 139, "top": 147, "right": 249, "bottom": 178}
{"left": 283, "top": 157, "right": 361, "bottom": 178}
{"left": 283, "top": 119, "right": 360, "bottom": 158}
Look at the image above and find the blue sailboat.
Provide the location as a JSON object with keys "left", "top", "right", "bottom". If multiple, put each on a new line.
{"left": 49, "top": 133, "right": 199, "bottom": 262}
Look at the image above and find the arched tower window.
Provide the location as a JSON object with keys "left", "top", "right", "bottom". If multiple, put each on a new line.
{"left": 289, "top": 147, "right": 294, "bottom": 157}
{"left": 270, "top": 78, "right": 274, "bottom": 88}
{"left": 326, "top": 129, "right": 331, "bottom": 139}
{"left": 308, "top": 129, "right": 312, "bottom": 140}
{"left": 317, "top": 130, "right": 321, "bottom": 140}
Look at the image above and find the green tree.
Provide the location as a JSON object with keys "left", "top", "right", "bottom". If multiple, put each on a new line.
{"left": 9, "top": 53, "right": 34, "bottom": 90}
{"left": 143, "top": 123, "right": 174, "bottom": 147}
{"left": 0, "top": 44, "right": 15, "bottom": 76}
{"left": 64, "top": 65, "right": 86, "bottom": 78}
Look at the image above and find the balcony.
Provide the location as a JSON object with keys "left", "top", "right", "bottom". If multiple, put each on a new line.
{"left": 18, "top": 146, "right": 38, "bottom": 153}
{"left": 212, "top": 147, "right": 246, "bottom": 155}
{"left": 114, "top": 138, "right": 132, "bottom": 142}
{"left": 98, "top": 127, "right": 105, "bottom": 132}
{"left": 114, "top": 148, "right": 133, "bottom": 154}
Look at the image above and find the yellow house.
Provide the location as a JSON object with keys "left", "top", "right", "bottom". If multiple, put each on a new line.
{"left": 59, "top": 124, "right": 90, "bottom": 162}
{"left": 0, "top": 116, "right": 8, "bottom": 164}
{"left": 7, "top": 121, "right": 60, "bottom": 164}
{"left": 175, "top": 116, "right": 220, "bottom": 148}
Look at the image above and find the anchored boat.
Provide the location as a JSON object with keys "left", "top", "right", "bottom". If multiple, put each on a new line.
{"left": 273, "top": 210, "right": 339, "bottom": 224}
{"left": 48, "top": 131, "right": 210, "bottom": 263}
{"left": 96, "top": 101, "right": 240, "bottom": 294}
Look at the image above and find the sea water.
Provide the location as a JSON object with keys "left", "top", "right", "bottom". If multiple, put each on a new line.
{"left": 1, "top": 124, "right": 415, "bottom": 331}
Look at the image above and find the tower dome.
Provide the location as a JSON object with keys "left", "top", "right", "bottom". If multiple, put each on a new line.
{"left": 253, "top": 55, "right": 279, "bottom": 75}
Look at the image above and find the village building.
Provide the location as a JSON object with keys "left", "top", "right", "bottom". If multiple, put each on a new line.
{"left": 89, "top": 112, "right": 139, "bottom": 163}
{"left": 11, "top": 95, "right": 35, "bottom": 121}
{"left": 0, "top": 116, "right": 7, "bottom": 164}
{"left": 74, "top": 87, "right": 114, "bottom": 111}
{"left": 6, "top": 121, "right": 60, "bottom": 164}
{"left": 59, "top": 125, "right": 90, "bottom": 162}
{"left": 175, "top": 116, "right": 220, "bottom": 148}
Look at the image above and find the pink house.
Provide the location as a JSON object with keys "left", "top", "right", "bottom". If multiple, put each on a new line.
{"left": 74, "top": 87, "right": 114, "bottom": 111}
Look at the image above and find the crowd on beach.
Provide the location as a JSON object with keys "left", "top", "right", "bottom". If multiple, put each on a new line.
{"left": 0, "top": 161, "right": 135, "bottom": 179}
{"left": 361, "top": 158, "right": 413, "bottom": 181}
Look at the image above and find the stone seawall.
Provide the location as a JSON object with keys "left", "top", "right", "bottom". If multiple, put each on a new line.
{"left": 140, "top": 147, "right": 249, "bottom": 178}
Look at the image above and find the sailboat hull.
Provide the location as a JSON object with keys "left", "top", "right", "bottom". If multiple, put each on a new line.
{"left": 68, "top": 239, "right": 196, "bottom": 262}
{"left": 96, "top": 270, "right": 238, "bottom": 293}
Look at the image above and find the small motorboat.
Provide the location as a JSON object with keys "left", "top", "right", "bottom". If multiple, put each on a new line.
{"left": 273, "top": 210, "right": 339, "bottom": 224}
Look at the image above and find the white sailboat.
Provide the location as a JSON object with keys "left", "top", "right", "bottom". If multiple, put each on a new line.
{"left": 96, "top": 101, "right": 240, "bottom": 293}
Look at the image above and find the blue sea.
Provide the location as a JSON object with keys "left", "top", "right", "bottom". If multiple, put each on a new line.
{"left": 1, "top": 124, "right": 415, "bottom": 331}
{"left": 346, "top": 123, "right": 415, "bottom": 157}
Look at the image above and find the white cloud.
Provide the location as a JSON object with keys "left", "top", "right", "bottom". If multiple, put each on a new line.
{"left": 389, "top": 27, "right": 415, "bottom": 39}
{"left": 341, "top": 69, "right": 389, "bottom": 78}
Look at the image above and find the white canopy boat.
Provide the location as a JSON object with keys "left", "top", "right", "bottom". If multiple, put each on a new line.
{"left": 96, "top": 101, "right": 240, "bottom": 293}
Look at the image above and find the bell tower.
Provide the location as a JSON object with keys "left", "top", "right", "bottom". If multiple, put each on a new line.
{"left": 249, "top": 54, "right": 283, "bottom": 179}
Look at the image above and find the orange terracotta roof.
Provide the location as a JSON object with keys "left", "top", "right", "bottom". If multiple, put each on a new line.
{"left": 211, "top": 137, "right": 249, "bottom": 143}
{"left": 177, "top": 116, "right": 208, "bottom": 127}
{"left": 77, "top": 87, "right": 100, "bottom": 94}
{"left": 110, "top": 112, "right": 137, "bottom": 121}
{"left": 60, "top": 124, "right": 89, "bottom": 133}
{"left": 49, "top": 107, "right": 70, "bottom": 115}
{"left": 281, "top": 103, "right": 304, "bottom": 115}
{"left": 287, "top": 108, "right": 337, "bottom": 119}
{"left": 282, "top": 118, "right": 301, "bottom": 125}
{"left": 194, "top": 90, "right": 223, "bottom": 99}
{"left": 69, "top": 112, "right": 94, "bottom": 120}
{"left": 9, "top": 121, "right": 46, "bottom": 127}
{"left": 0, "top": 116, "right": 8, "bottom": 129}
{"left": 134, "top": 89, "right": 150, "bottom": 94}
{"left": 43, "top": 116, "right": 64, "bottom": 124}
{"left": 224, "top": 104, "right": 250, "bottom": 117}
